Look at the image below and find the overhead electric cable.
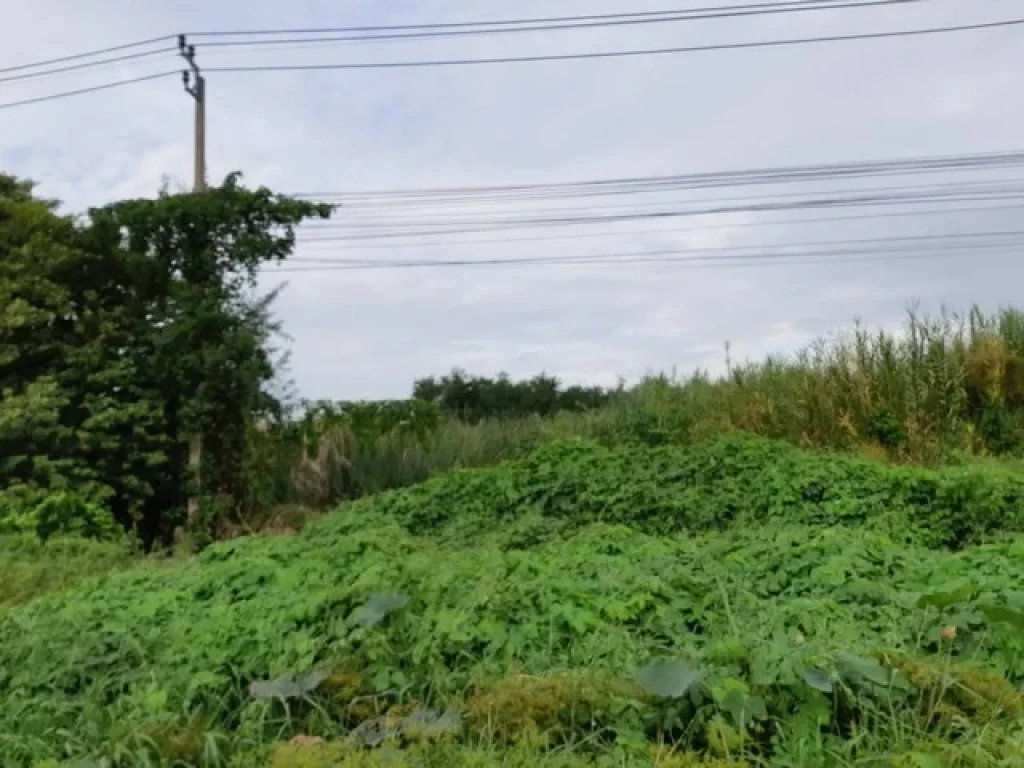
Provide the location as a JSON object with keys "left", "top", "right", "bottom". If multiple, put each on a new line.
{"left": 265, "top": 241, "right": 1024, "bottom": 272}
{"left": 292, "top": 150, "right": 1024, "bottom": 202}
{"left": 3, "top": 12, "right": 1018, "bottom": 110}
{"left": 193, "top": 1, "right": 929, "bottom": 50}
{"left": 206, "top": 17, "right": 1024, "bottom": 75}
{"left": 292, "top": 203, "right": 1024, "bottom": 250}
{"left": 0, "top": 71, "right": 179, "bottom": 110}
{"left": 0, "top": 34, "right": 175, "bottom": 75}
{"left": 286, "top": 228, "right": 1024, "bottom": 264}
{"left": 0, "top": 1, "right": 928, "bottom": 78}
{"left": 0, "top": 46, "right": 177, "bottom": 85}
{"left": 186, "top": 1, "right": 917, "bottom": 38}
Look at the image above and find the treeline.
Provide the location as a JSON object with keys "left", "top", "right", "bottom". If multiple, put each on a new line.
{"left": 412, "top": 370, "right": 618, "bottom": 422}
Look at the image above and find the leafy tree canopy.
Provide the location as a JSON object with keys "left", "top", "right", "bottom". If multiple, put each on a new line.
{"left": 413, "top": 369, "right": 618, "bottom": 422}
{"left": 0, "top": 172, "right": 331, "bottom": 544}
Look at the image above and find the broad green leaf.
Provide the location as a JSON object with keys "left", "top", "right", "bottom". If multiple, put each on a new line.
{"left": 747, "top": 695, "right": 767, "bottom": 720}
{"left": 352, "top": 592, "right": 410, "bottom": 628}
{"left": 436, "top": 710, "right": 464, "bottom": 733}
{"left": 903, "top": 753, "right": 945, "bottom": 768}
{"left": 799, "top": 665, "right": 834, "bottom": 693}
{"left": 403, "top": 708, "right": 463, "bottom": 736}
{"left": 835, "top": 651, "right": 890, "bottom": 686}
{"left": 142, "top": 687, "right": 168, "bottom": 714}
{"left": 720, "top": 688, "right": 767, "bottom": 725}
{"left": 297, "top": 669, "right": 330, "bottom": 693}
{"left": 980, "top": 603, "right": 1024, "bottom": 630}
{"left": 249, "top": 669, "right": 328, "bottom": 700}
{"left": 749, "top": 651, "right": 778, "bottom": 687}
{"left": 834, "top": 651, "right": 912, "bottom": 691}
{"left": 917, "top": 581, "right": 977, "bottom": 609}
{"left": 249, "top": 677, "right": 303, "bottom": 700}
{"left": 348, "top": 716, "right": 397, "bottom": 748}
{"left": 634, "top": 660, "right": 703, "bottom": 699}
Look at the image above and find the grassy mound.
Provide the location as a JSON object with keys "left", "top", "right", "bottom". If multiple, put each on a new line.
{"left": 352, "top": 435, "right": 1024, "bottom": 548}
{"left": 2, "top": 437, "right": 1024, "bottom": 766}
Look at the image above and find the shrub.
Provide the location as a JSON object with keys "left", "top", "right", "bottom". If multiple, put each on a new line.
{"left": 0, "top": 488, "right": 121, "bottom": 541}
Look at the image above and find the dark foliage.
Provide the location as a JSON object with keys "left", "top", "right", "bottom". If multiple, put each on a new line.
{"left": 0, "top": 172, "right": 330, "bottom": 544}
{"left": 413, "top": 370, "right": 617, "bottom": 422}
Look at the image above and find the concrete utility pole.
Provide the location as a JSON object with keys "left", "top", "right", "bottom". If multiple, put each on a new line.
{"left": 180, "top": 35, "right": 206, "bottom": 528}
{"left": 179, "top": 35, "right": 206, "bottom": 191}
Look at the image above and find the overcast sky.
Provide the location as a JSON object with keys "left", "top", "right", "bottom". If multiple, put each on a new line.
{"left": 4, "top": 0, "right": 1024, "bottom": 399}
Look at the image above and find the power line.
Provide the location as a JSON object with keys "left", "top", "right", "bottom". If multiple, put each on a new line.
{"left": 0, "top": 46, "right": 176, "bottom": 85}
{"left": 193, "top": 1, "right": 927, "bottom": 50}
{"left": 186, "top": 1, "right": 901, "bottom": 38}
{"left": 3, "top": 12, "right": 1017, "bottom": 111}
{"left": 0, "top": 3, "right": 860, "bottom": 84}
{"left": 302, "top": 194, "right": 1024, "bottom": 235}
{"left": 301, "top": 179, "right": 1024, "bottom": 226}
{"left": 304, "top": 178, "right": 1024, "bottom": 208}
{"left": 0, "top": 34, "right": 175, "bottom": 75}
{"left": 206, "top": 16, "right": 1024, "bottom": 75}
{"left": 293, "top": 189, "right": 1024, "bottom": 241}
{"left": 265, "top": 241, "right": 1024, "bottom": 273}
{"left": 0, "top": 0, "right": 919, "bottom": 81}
{"left": 294, "top": 202, "right": 1024, "bottom": 251}
{"left": 292, "top": 162, "right": 1024, "bottom": 240}
{"left": 292, "top": 150, "right": 1024, "bottom": 202}
{"left": 0, "top": 71, "right": 179, "bottom": 111}
{"left": 287, "top": 228, "right": 1024, "bottom": 264}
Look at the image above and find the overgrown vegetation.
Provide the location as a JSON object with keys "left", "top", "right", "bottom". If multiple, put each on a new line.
{"left": 232, "top": 307, "right": 1024, "bottom": 535}
{"left": 7, "top": 164, "right": 1024, "bottom": 539}
{"left": 0, "top": 173, "right": 330, "bottom": 546}
{"left": 631, "top": 307, "right": 1024, "bottom": 461}
{"left": 0, "top": 533, "right": 136, "bottom": 609}
{"left": 2, "top": 437, "right": 1024, "bottom": 766}
{"left": 5, "top": 170, "right": 1024, "bottom": 765}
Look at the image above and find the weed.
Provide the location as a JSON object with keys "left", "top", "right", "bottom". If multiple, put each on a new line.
{"left": 2, "top": 436, "right": 1024, "bottom": 766}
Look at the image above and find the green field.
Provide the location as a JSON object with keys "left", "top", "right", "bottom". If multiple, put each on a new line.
{"left": 2, "top": 436, "right": 1023, "bottom": 767}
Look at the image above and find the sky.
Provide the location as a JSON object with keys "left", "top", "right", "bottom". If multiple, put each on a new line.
{"left": 3, "top": 0, "right": 1024, "bottom": 400}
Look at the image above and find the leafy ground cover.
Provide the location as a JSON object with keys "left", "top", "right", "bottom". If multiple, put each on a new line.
{"left": 2, "top": 436, "right": 1023, "bottom": 766}
{"left": 361, "top": 436, "right": 1024, "bottom": 549}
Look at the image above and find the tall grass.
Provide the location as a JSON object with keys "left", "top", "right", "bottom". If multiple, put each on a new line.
{"left": 284, "top": 410, "right": 605, "bottom": 507}
{"left": 639, "top": 306, "right": 1024, "bottom": 461}
{"left": 235, "top": 306, "right": 1024, "bottom": 533}
{"left": 0, "top": 534, "right": 137, "bottom": 609}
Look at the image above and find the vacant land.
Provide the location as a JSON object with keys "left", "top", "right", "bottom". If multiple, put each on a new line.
{"left": 6, "top": 166, "right": 1024, "bottom": 768}
{"left": 2, "top": 436, "right": 1023, "bottom": 767}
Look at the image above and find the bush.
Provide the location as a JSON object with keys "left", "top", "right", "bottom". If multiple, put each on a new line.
{"left": 0, "top": 488, "right": 121, "bottom": 541}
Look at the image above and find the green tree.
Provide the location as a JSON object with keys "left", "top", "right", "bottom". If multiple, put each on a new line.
{"left": 412, "top": 370, "right": 614, "bottom": 421}
{"left": 0, "top": 174, "right": 158, "bottom": 520}
{"left": 0, "top": 172, "right": 331, "bottom": 544}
